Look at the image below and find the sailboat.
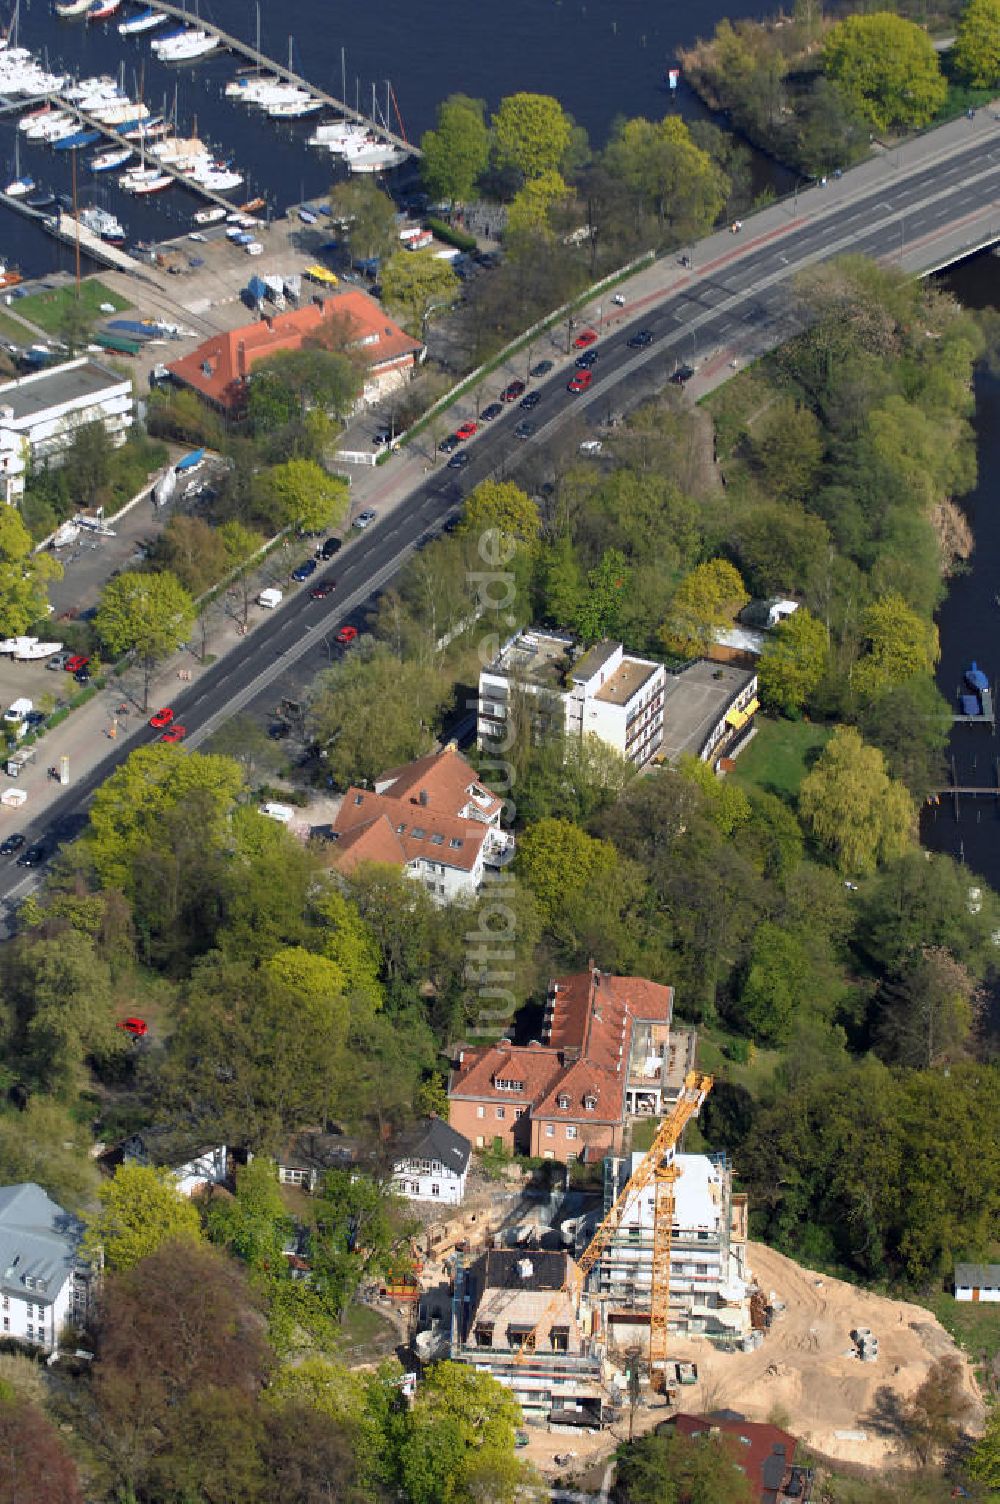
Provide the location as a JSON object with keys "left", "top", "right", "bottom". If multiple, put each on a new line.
{"left": 5, "top": 132, "right": 33, "bottom": 197}
{"left": 54, "top": 0, "right": 92, "bottom": 15}
{"left": 118, "top": 8, "right": 168, "bottom": 34}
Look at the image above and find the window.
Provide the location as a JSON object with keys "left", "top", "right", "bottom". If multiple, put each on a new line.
{"left": 544, "top": 1150, "right": 555, "bottom": 1160}
{"left": 549, "top": 1325, "right": 569, "bottom": 1353}
{"left": 475, "top": 1136, "right": 484, "bottom": 1149}
{"left": 25, "top": 1304, "right": 32, "bottom": 1320}
{"left": 494, "top": 1078, "right": 523, "bottom": 1092}
{"left": 430, "top": 833, "right": 445, "bottom": 845}
{"left": 431, "top": 1184, "right": 440, "bottom": 1197}
{"left": 1, "top": 1318, "right": 7, "bottom": 1332}
{"left": 514, "top": 1108, "right": 525, "bottom": 1120}
{"left": 566, "top": 1125, "right": 578, "bottom": 1140}
{"left": 411, "top": 827, "right": 426, "bottom": 839}
{"left": 557, "top": 1094, "right": 570, "bottom": 1110}
{"left": 477, "top": 1105, "right": 485, "bottom": 1119}
{"left": 450, "top": 838, "right": 464, "bottom": 849}
{"left": 496, "top": 1107, "right": 506, "bottom": 1120}
{"left": 584, "top": 1095, "right": 597, "bottom": 1111}
{"left": 474, "top": 1323, "right": 494, "bottom": 1348}
{"left": 545, "top": 1125, "right": 555, "bottom": 1138}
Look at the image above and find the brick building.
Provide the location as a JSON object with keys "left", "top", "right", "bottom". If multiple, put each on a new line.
{"left": 448, "top": 970, "right": 689, "bottom": 1161}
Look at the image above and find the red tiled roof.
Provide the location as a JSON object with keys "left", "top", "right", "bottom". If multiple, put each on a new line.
{"left": 673, "top": 1414, "right": 799, "bottom": 1504}
{"left": 331, "top": 812, "right": 408, "bottom": 873}
{"left": 332, "top": 787, "right": 485, "bottom": 873}
{"left": 448, "top": 1042, "right": 565, "bottom": 1104}
{"left": 166, "top": 290, "right": 423, "bottom": 411}
{"left": 376, "top": 747, "right": 503, "bottom": 822}
{"left": 533, "top": 1057, "right": 625, "bottom": 1124}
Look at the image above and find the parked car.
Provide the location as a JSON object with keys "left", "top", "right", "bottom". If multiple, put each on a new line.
{"left": 16, "top": 843, "right": 46, "bottom": 868}
{"left": 573, "top": 329, "right": 598, "bottom": 348}
{"left": 480, "top": 402, "right": 503, "bottom": 421}
{"left": 0, "top": 833, "right": 24, "bottom": 856}
{"left": 455, "top": 420, "right": 478, "bottom": 439}
{"left": 319, "top": 537, "right": 342, "bottom": 560}
{"left": 117, "top": 1016, "right": 148, "bottom": 1037}
{"left": 65, "top": 654, "right": 89, "bottom": 674}
{"left": 292, "top": 558, "right": 318, "bottom": 582}
{"left": 336, "top": 625, "right": 358, "bottom": 646}
{"left": 354, "top": 509, "right": 377, "bottom": 529}
{"left": 447, "top": 450, "right": 470, "bottom": 469}
{"left": 567, "top": 370, "right": 593, "bottom": 392}
{"left": 519, "top": 391, "right": 541, "bottom": 411}
{"left": 160, "top": 724, "right": 187, "bottom": 743}
{"left": 670, "top": 364, "right": 695, "bottom": 385}
{"left": 500, "top": 380, "right": 526, "bottom": 402}
{"left": 73, "top": 666, "right": 91, "bottom": 685}
{"left": 46, "top": 652, "right": 70, "bottom": 671}
{"left": 438, "top": 433, "right": 461, "bottom": 454}
{"left": 575, "top": 350, "right": 599, "bottom": 368}
{"left": 149, "top": 707, "right": 174, "bottom": 729}
{"left": 529, "top": 359, "right": 553, "bottom": 378}
{"left": 311, "top": 581, "right": 335, "bottom": 599}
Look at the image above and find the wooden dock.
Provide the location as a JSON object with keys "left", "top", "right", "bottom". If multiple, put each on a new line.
{"left": 932, "top": 755, "right": 1000, "bottom": 819}
{"left": 140, "top": 0, "right": 419, "bottom": 157}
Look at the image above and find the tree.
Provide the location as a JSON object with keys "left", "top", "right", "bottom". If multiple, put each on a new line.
{"left": 85, "top": 1163, "right": 203, "bottom": 1271}
{"left": 66, "top": 419, "right": 113, "bottom": 505}
{"left": 604, "top": 115, "right": 729, "bottom": 240}
{"left": 799, "top": 726, "right": 914, "bottom": 874}
{"left": 2, "top": 929, "right": 123, "bottom": 1097}
{"left": 308, "top": 642, "right": 448, "bottom": 787}
{"left": 253, "top": 458, "right": 350, "bottom": 534}
{"left": 954, "top": 0, "right": 1000, "bottom": 86}
{"left": 517, "top": 817, "right": 619, "bottom": 929}
{"left": 573, "top": 550, "right": 632, "bottom": 643}
{"left": 0, "top": 507, "right": 61, "bottom": 635}
{"left": 329, "top": 178, "right": 398, "bottom": 263}
{"left": 822, "top": 14, "right": 947, "bottom": 132}
{"left": 659, "top": 559, "right": 749, "bottom": 659}
{"left": 95, "top": 569, "right": 196, "bottom": 709}
{"left": 507, "top": 169, "right": 570, "bottom": 236}
{"left": 873, "top": 945, "right": 977, "bottom": 1068}
{"left": 206, "top": 1156, "right": 291, "bottom": 1275}
{"left": 421, "top": 94, "right": 490, "bottom": 203}
{"left": 0, "top": 1396, "right": 83, "bottom": 1504}
{"left": 381, "top": 251, "right": 460, "bottom": 336}
{"left": 900, "top": 1356, "right": 969, "bottom": 1465}
{"left": 738, "top": 922, "right": 810, "bottom": 1044}
{"left": 968, "top": 1405, "right": 1000, "bottom": 1495}
{"left": 852, "top": 593, "right": 939, "bottom": 701}
{"left": 678, "top": 754, "right": 751, "bottom": 836}
{"left": 492, "top": 92, "right": 572, "bottom": 180}
{"left": 758, "top": 608, "right": 829, "bottom": 715}
{"left": 749, "top": 398, "right": 825, "bottom": 504}
{"left": 263, "top": 1402, "right": 370, "bottom": 1504}
{"left": 614, "top": 1429, "right": 754, "bottom": 1504}
{"left": 397, "top": 1362, "right": 528, "bottom": 1504}
{"left": 151, "top": 515, "right": 232, "bottom": 596}
{"left": 860, "top": 675, "right": 950, "bottom": 798}
{"left": 459, "top": 479, "right": 540, "bottom": 555}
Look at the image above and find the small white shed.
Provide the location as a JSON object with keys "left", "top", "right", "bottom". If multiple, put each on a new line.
{"left": 954, "top": 1263, "right": 1000, "bottom": 1302}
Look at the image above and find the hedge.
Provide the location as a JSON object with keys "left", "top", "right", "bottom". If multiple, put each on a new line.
{"left": 426, "top": 218, "right": 477, "bottom": 252}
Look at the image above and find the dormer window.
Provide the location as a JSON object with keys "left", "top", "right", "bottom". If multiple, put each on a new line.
{"left": 584, "top": 1094, "right": 597, "bottom": 1111}
{"left": 494, "top": 1076, "right": 523, "bottom": 1092}
{"left": 557, "top": 1094, "right": 570, "bottom": 1110}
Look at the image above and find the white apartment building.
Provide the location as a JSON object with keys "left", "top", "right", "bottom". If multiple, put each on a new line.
{"left": 478, "top": 631, "right": 666, "bottom": 767}
{"left": 0, "top": 1183, "right": 94, "bottom": 1355}
{"left": 591, "top": 1151, "right": 752, "bottom": 1351}
{"left": 391, "top": 1117, "right": 471, "bottom": 1206}
{"left": 0, "top": 357, "right": 133, "bottom": 503}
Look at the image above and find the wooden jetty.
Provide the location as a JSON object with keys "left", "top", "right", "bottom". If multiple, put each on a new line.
{"left": 933, "top": 755, "right": 1000, "bottom": 819}
{"left": 140, "top": 0, "right": 419, "bottom": 157}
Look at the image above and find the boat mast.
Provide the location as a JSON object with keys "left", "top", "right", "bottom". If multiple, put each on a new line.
{"left": 71, "top": 149, "right": 81, "bottom": 293}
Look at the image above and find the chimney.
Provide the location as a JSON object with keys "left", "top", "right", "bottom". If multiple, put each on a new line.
{"left": 419, "top": 789, "right": 429, "bottom": 806}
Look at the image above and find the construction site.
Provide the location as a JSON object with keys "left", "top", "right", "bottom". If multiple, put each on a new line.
{"left": 406, "top": 1066, "right": 983, "bottom": 1477}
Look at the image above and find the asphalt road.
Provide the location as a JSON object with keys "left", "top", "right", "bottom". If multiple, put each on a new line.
{"left": 1, "top": 131, "right": 998, "bottom": 910}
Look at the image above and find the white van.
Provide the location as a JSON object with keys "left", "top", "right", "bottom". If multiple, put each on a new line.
{"left": 3, "top": 697, "right": 32, "bottom": 726}
{"left": 258, "top": 587, "right": 283, "bottom": 609}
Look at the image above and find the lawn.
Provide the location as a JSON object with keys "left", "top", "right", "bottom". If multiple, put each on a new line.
{"left": 0, "top": 305, "right": 37, "bottom": 345}
{"left": 921, "top": 1287, "right": 1000, "bottom": 1377}
{"left": 333, "top": 1302, "right": 401, "bottom": 1364}
{"left": 15, "top": 279, "right": 130, "bottom": 335}
{"left": 731, "top": 715, "right": 830, "bottom": 801}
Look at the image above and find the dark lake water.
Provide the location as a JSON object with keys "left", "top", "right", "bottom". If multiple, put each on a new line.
{"left": 923, "top": 252, "right": 1000, "bottom": 887}
{"left": 0, "top": 0, "right": 773, "bottom": 277}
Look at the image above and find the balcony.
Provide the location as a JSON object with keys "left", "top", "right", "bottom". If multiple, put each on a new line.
{"left": 484, "top": 829, "right": 516, "bottom": 868}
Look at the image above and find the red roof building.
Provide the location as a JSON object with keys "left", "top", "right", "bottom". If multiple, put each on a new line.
{"left": 669, "top": 1414, "right": 813, "bottom": 1504}
{"left": 166, "top": 290, "right": 424, "bottom": 412}
{"left": 328, "top": 748, "right": 513, "bottom": 903}
{"left": 448, "top": 970, "right": 675, "bottom": 1160}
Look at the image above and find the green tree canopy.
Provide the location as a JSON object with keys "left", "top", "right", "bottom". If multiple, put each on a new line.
{"left": 506, "top": 168, "right": 570, "bottom": 236}
{"left": 660, "top": 558, "right": 749, "bottom": 658}
{"left": 614, "top": 1429, "right": 754, "bottom": 1504}
{"left": 94, "top": 569, "right": 196, "bottom": 707}
{"left": 968, "top": 1404, "right": 1000, "bottom": 1495}
{"left": 397, "top": 1361, "right": 529, "bottom": 1504}
{"left": 84, "top": 1163, "right": 203, "bottom": 1271}
{"left": 492, "top": 92, "right": 572, "bottom": 180}
{"left": 953, "top": 0, "right": 1000, "bottom": 86}
{"left": 799, "top": 724, "right": 915, "bottom": 874}
{"left": 758, "top": 608, "right": 829, "bottom": 715}
{"left": 852, "top": 592, "right": 940, "bottom": 701}
{"left": 329, "top": 178, "right": 398, "bottom": 262}
{"left": 381, "top": 250, "right": 460, "bottom": 335}
{"left": 308, "top": 642, "right": 448, "bottom": 787}
{"left": 253, "top": 458, "right": 350, "bottom": 534}
{"left": 517, "top": 816, "right": 619, "bottom": 928}
{"left": 250, "top": 347, "right": 361, "bottom": 424}
{"left": 0, "top": 507, "right": 61, "bottom": 635}
{"left": 739, "top": 921, "right": 811, "bottom": 1044}
{"left": 604, "top": 115, "right": 729, "bottom": 239}
{"left": 421, "top": 94, "right": 490, "bottom": 202}
{"left": 459, "top": 479, "right": 540, "bottom": 556}
{"left": 822, "top": 14, "right": 947, "bottom": 132}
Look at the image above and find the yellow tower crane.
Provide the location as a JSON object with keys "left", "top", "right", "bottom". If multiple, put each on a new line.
{"left": 513, "top": 1070, "right": 713, "bottom": 1375}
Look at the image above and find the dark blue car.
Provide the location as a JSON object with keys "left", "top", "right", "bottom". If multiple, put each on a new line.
{"left": 291, "top": 558, "right": 318, "bottom": 582}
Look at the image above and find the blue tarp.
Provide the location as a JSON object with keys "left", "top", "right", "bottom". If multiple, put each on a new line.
{"left": 106, "top": 320, "right": 157, "bottom": 338}
{"left": 54, "top": 130, "right": 102, "bottom": 152}
{"left": 175, "top": 448, "right": 205, "bottom": 473}
{"left": 961, "top": 694, "right": 981, "bottom": 717}
{"left": 966, "top": 661, "right": 990, "bottom": 692}
{"left": 246, "top": 275, "right": 268, "bottom": 300}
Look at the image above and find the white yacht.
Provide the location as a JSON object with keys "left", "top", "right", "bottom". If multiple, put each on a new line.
{"left": 152, "top": 29, "right": 219, "bottom": 62}
{"left": 347, "top": 142, "right": 408, "bottom": 174}
{"left": 118, "top": 8, "right": 168, "bottom": 33}
{"left": 78, "top": 205, "right": 125, "bottom": 242}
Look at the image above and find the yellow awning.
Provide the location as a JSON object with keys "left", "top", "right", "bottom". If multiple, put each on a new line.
{"left": 726, "top": 708, "right": 746, "bottom": 729}
{"left": 745, "top": 697, "right": 760, "bottom": 717}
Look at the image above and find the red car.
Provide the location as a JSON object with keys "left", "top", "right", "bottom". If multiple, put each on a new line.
{"left": 573, "top": 329, "right": 598, "bottom": 349}
{"left": 149, "top": 707, "right": 174, "bottom": 729}
{"left": 500, "top": 380, "right": 526, "bottom": 402}
{"left": 311, "top": 581, "right": 335, "bottom": 599}
{"left": 160, "top": 724, "right": 187, "bottom": 743}
{"left": 65, "top": 654, "right": 89, "bottom": 673}
{"left": 455, "top": 420, "right": 478, "bottom": 440}
{"left": 336, "top": 625, "right": 358, "bottom": 646}
{"left": 117, "top": 1017, "right": 148, "bottom": 1037}
{"left": 567, "top": 370, "right": 593, "bottom": 392}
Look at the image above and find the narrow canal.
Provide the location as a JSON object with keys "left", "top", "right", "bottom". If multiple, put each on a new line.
{"left": 923, "top": 251, "right": 1000, "bottom": 887}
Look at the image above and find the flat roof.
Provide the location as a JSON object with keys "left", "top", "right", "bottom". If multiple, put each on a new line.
{"left": 571, "top": 640, "right": 619, "bottom": 683}
{"left": 594, "top": 657, "right": 660, "bottom": 706}
{"left": 659, "top": 661, "right": 755, "bottom": 763}
{"left": 0, "top": 359, "right": 126, "bottom": 424}
{"left": 488, "top": 630, "right": 575, "bottom": 690}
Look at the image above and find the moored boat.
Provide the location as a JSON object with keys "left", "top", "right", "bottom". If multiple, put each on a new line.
{"left": 4, "top": 174, "right": 33, "bottom": 197}
{"left": 78, "top": 204, "right": 126, "bottom": 241}
{"left": 89, "top": 145, "right": 132, "bottom": 172}
{"left": 53, "top": 129, "right": 103, "bottom": 151}
{"left": 192, "top": 205, "right": 226, "bottom": 225}
{"left": 86, "top": 0, "right": 123, "bottom": 21}
{"left": 55, "top": 0, "right": 93, "bottom": 15}
{"left": 118, "top": 8, "right": 168, "bottom": 34}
